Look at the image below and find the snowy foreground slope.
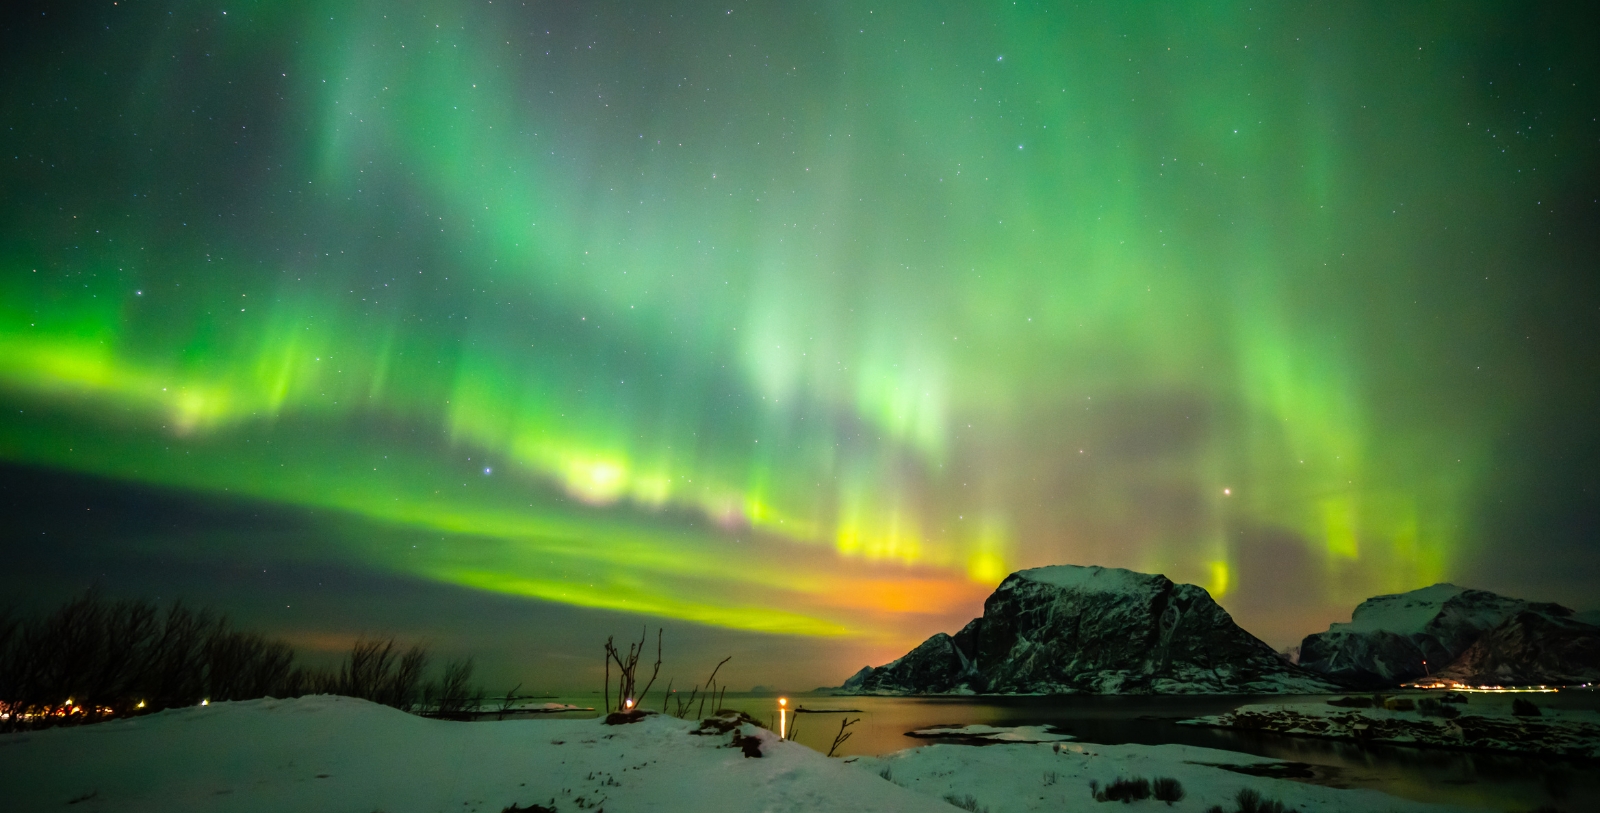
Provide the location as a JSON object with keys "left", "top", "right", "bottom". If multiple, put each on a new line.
{"left": 0, "top": 696, "right": 940, "bottom": 813}
{"left": 0, "top": 696, "right": 1483, "bottom": 813}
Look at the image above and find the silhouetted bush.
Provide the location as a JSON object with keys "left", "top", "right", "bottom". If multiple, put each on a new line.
{"left": 425, "top": 657, "right": 486, "bottom": 719}
{"left": 1233, "top": 788, "right": 1289, "bottom": 813}
{"left": 1094, "top": 776, "right": 1152, "bottom": 803}
{"left": 1199, "top": 789, "right": 1291, "bottom": 813}
{"left": 1152, "top": 777, "right": 1185, "bottom": 804}
{"left": 943, "top": 793, "right": 988, "bottom": 812}
{"left": 1, "top": 592, "right": 485, "bottom": 730}
{"left": 0, "top": 593, "right": 310, "bottom": 729}
{"left": 335, "top": 637, "right": 429, "bottom": 710}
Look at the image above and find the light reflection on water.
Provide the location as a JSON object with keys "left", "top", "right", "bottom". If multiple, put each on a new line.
{"left": 529, "top": 690, "right": 1600, "bottom": 812}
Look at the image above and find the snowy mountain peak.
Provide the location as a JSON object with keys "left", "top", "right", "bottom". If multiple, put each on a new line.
{"left": 1011, "top": 564, "right": 1167, "bottom": 595}
{"left": 1334, "top": 583, "right": 1473, "bottom": 635}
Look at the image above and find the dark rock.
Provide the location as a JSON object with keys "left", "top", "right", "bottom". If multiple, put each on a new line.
{"left": 691, "top": 710, "right": 765, "bottom": 735}
{"left": 840, "top": 564, "right": 1338, "bottom": 695}
{"left": 602, "top": 708, "right": 654, "bottom": 725}
{"left": 730, "top": 730, "right": 764, "bottom": 757}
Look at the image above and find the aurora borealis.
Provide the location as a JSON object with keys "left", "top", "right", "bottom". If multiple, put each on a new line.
{"left": 3, "top": 1, "right": 1597, "bottom": 688}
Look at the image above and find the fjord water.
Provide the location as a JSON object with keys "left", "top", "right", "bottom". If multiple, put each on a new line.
{"left": 543, "top": 691, "right": 1598, "bottom": 812}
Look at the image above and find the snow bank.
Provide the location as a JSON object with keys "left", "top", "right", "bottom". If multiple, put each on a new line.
{"left": 848, "top": 740, "right": 1482, "bottom": 813}
{"left": 1, "top": 695, "right": 1497, "bottom": 813}
{"left": 0, "top": 696, "right": 947, "bottom": 813}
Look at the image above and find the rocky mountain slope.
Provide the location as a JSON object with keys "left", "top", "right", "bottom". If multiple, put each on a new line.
{"left": 1433, "top": 609, "right": 1600, "bottom": 687}
{"left": 839, "top": 565, "right": 1339, "bottom": 695}
{"left": 1297, "top": 584, "right": 1589, "bottom": 687}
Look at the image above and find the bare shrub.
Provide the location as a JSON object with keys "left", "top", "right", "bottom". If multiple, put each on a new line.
{"left": 493, "top": 682, "right": 522, "bottom": 721}
{"left": 826, "top": 716, "right": 860, "bottom": 757}
{"left": 1094, "top": 776, "right": 1151, "bottom": 803}
{"left": 603, "top": 628, "right": 662, "bottom": 713}
{"left": 666, "top": 655, "right": 731, "bottom": 719}
{"left": 0, "top": 593, "right": 499, "bottom": 731}
{"left": 1152, "top": 776, "right": 1185, "bottom": 804}
{"left": 206, "top": 630, "right": 295, "bottom": 701}
{"left": 337, "top": 637, "right": 429, "bottom": 711}
{"left": 0, "top": 593, "right": 318, "bottom": 730}
{"left": 426, "top": 657, "right": 485, "bottom": 719}
{"left": 943, "top": 793, "right": 988, "bottom": 812}
{"left": 1233, "top": 788, "right": 1289, "bottom": 813}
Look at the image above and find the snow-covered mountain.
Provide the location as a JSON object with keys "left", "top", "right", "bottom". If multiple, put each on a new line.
{"left": 1297, "top": 584, "right": 1590, "bottom": 687}
{"left": 1432, "top": 609, "right": 1600, "bottom": 687}
{"left": 838, "top": 565, "right": 1339, "bottom": 695}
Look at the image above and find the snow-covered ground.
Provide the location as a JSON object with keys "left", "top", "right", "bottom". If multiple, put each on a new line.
{"left": 849, "top": 739, "right": 1484, "bottom": 813}
{"left": 0, "top": 696, "right": 942, "bottom": 813}
{"left": 1010, "top": 564, "right": 1156, "bottom": 595}
{"left": 0, "top": 697, "right": 1487, "bottom": 813}
{"left": 1184, "top": 695, "right": 1600, "bottom": 759}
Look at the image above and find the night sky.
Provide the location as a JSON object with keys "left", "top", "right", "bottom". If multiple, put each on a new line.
{"left": 3, "top": 1, "right": 1598, "bottom": 691}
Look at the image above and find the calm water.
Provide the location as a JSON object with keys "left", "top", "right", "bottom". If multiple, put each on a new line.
{"left": 526, "top": 690, "right": 1600, "bottom": 812}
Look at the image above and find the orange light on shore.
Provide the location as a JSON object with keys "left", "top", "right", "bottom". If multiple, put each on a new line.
{"left": 778, "top": 697, "right": 788, "bottom": 739}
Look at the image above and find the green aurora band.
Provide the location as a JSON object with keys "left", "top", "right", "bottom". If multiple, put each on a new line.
{"left": 2, "top": 1, "right": 1594, "bottom": 646}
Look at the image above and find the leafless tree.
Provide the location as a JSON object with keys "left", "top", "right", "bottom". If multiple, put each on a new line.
{"left": 826, "top": 716, "right": 860, "bottom": 757}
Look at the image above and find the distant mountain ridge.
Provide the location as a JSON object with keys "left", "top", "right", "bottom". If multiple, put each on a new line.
{"left": 1297, "top": 584, "right": 1600, "bottom": 687}
{"left": 838, "top": 565, "right": 1339, "bottom": 695}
